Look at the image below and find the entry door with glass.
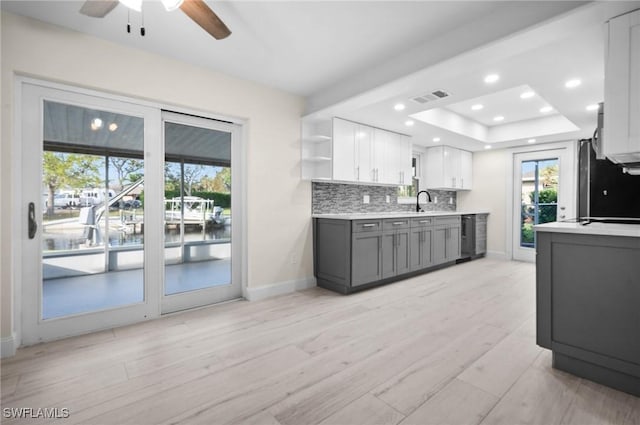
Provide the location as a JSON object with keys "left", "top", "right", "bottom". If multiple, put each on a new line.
{"left": 162, "top": 111, "right": 241, "bottom": 313}
{"left": 20, "top": 82, "right": 163, "bottom": 345}
{"left": 512, "top": 147, "right": 575, "bottom": 262}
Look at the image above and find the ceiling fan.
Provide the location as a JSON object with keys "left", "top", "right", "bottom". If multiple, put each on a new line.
{"left": 79, "top": 0, "right": 231, "bottom": 40}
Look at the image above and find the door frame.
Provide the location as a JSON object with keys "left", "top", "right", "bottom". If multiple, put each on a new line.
{"left": 12, "top": 76, "right": 247, "bottom": 346}
{"left": 505, "top": 141, "right": 577, "bottom": 262}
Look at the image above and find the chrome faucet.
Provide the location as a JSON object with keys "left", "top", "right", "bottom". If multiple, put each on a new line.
{"left": 416, "top": 190, "right": 432, "bottom": 212}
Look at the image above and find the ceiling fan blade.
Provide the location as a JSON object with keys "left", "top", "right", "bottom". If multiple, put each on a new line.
{"left": 180, "top": 0, "right": 231, "bottom": 40}
{"left": 79, "top": 0, "right": 119, "bottom": 18}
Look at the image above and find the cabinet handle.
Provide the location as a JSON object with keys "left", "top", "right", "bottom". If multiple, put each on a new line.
{"left": 419, "top": 220, "right": 430, "bottom": 223}
{"left": 362, "top": 223, "right": 378, "bottom": 228}
{"left": 356, "top": 166, "right": 360, "bottom": 181}
{"left": 461, "top": 178, "right": 464, "bottom": 188}
{"left": 392, "top": 222, "right": 404, "bottom": 225}
{"left": 376, "top": 168, "right": 379, "bottom": 182}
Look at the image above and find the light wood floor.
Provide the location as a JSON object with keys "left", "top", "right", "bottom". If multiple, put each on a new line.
{"left": 2, "top": 258, "right": 639, "bottom": 425}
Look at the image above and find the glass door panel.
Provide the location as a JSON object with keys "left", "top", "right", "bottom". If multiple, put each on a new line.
{"left": 41, "top": 101, "right": 145, "bottom": 319}
{"left": 519, "top": 159, "right": 559, "bottom": 248}
{"left": 162, "top": 112, "right": 238, "bottom": 312}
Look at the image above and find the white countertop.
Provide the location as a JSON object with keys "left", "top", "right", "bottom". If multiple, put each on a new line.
{"left": 312, "top": 211, "right": 490, "bottom": 220}
{"left": 535, "top": 221, "right": 640, "bottom": 238}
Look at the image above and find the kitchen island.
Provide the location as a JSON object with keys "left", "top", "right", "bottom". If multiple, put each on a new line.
{"left": 313, "top": 211, "right": 488, "bottom": 294}
{"left": 535, "top": 221, "right": 640, "bottom": 396}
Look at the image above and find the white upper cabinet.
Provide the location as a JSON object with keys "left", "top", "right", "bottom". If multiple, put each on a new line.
{"left": 604, "top": 8, "right": 640, "bottom": 169}
{"left": 327, "top": 118, "right": 412, "bottom": 185}
{"left": 332, "top": 118, "right": 358, "bottom": 181}
{"left": 423, "top": 145, "right": 472, "bottom": 191}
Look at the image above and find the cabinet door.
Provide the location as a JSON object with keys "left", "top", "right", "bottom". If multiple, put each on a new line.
{"left": 475, "top": 216, "right": 487, "bottom": 255}
{"left": 381, "top": 231, "right": 396, "bottom": 279}
{"left": 410, "top": 228, "right": 424, "bottom": 271}
{"left": 399, "top": 136, "right": 413, "bottom": 185}
{"left": 422, "top": 227, "right": 433, "bottom": 267}
{"left": 356, "top": 125, "right": 373, "bottom": 182}
{"left": 396, "top": 229, "right": 411, "bottom": 275}
{"left": 352, "top": 232, "right": 382, "bottom": 286}
{"left": 460, "top": 150, "right": 473, "bottom": 190}
{"left": 446, "top": 225, "right": 461, "bottom": 261}
{"left": 604, "top": 9, "right": 640, "bottom": 161}
{"left": 373, "top": 129, "right": 390, "bottom": 183}
{"left": 332, "top": 118, "right": 357, "bottom": 181}
{"left": 424, "top": 146, "right": 444, "bottom": 189}
{"left": 443, "top": 146, "right": 461, "bottom": 189}
{"left": 432, "top": 226, "right": 447, "bottom": 265}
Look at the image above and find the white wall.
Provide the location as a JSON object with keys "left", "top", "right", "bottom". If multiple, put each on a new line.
{"left": 0, "top": 12, "right": 313, "bottom": 344}
{"left": 457, "top": 149, "right": 510, "bottom": 259}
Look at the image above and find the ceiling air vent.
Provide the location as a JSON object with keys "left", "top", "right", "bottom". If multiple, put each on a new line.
{"left": 411, "top": 89, "right": 450, "bottom": 104}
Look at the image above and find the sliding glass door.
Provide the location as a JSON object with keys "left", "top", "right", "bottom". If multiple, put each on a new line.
{"left": 19, "top": 81, "right": 241, "bottom": 344}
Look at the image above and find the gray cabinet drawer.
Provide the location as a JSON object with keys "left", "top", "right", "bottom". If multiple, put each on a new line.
{"left": 382, "top": 218, "right": 410, "bottom": 230}
{"left": 352, "top": 220, "right": 382, "bottom": 233}
{"left": 411, "top": 217, "right": 434, "bottom": 227}
{"left": 435, "top": 216, "right": 461, "bottom": 225}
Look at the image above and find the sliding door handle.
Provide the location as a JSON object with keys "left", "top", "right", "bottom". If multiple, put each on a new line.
{"left": 28, "top": 202, "right": 38, "bottom": 239}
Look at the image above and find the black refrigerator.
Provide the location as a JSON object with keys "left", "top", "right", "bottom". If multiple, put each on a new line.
{"left": 578, "top": 139, "right": 640, "bottom": 219}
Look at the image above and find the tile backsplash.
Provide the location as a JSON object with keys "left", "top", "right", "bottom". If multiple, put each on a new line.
{"left": 312, "top": 182, "right": 456, "bottom": 214}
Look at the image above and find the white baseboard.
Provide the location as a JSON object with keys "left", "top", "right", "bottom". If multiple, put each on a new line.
{"left": 245, "top": 277, "right": 316, "bottom": 301}
{"left": 486, "top": 251, "right": 508, "bottom": 261}
{"left": 1, "top": 333, "right": 17, "bottom": 358}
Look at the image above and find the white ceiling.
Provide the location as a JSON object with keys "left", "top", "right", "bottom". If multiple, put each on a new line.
{"left": 3, "top": 0, "right": 640, "bottom": 151}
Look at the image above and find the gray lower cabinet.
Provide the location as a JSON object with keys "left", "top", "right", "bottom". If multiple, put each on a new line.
{"left": 433, "top": 216, "right": 461, "bottom": 265}
{"left": 381, "top": 219, "right": 411, "bottom": 279}
{"left": 314, "top": 214, "right": 467, "bottom": 294}
{"left": 352, "top": 231, "right": 382, "bottom": 286}
{"left": 536, "top": 231, "right": 640, "bottom": 397}
{"left": 410, "top": 217, "right": 434, "bottom": 271}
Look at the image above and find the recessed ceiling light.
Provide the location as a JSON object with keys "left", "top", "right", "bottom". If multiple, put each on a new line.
{"left": 484, "top": 145, "right": 492, "bottom": 149}
{"left": 108, "top": 123, "right": 118, "bottom": 132}
{"left": 471, "top": 104, "right": 484, "bottom": 111}
{"left": 405, "top": 120, "right": 414, "bottom": 127}
{"left": 484, "top": 74, "right": 500, "bottom": 84}
{"left": 394, "top": 103, "right": 406, "bottom": 111}
{"left": 586, "top": 104, "right": 599, "bottom": 111}
{"left": 540, "top": 106, "right": 553, "bottom": 113}
{"left": 528, "top": 138, "right": 536, "bottom": 144}
{"left": 493, "top": 115, "right": 504, "bottom": 122}
{"left": 432, "top": 137, "right": 441, "bottom": 142}
{"left": 565, "top": 79, "right": 582, "bottom": 88}
{"left": 90, "top": 118, "right": 103, "bottom": 131}
{"left": 520, "top": 91, "right": 535, "bottom": 99}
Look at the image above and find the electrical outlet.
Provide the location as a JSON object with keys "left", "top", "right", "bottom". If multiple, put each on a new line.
{"left": 290, "top": 253, "right": 298, "bottom": 265}
{"left": 363, "top": 194, "right": 370, "bottom": 204}
{"left": 449, "top": 197, "right": 454, "bottom": 204}
{"left": 386, "top": 195, "right": 390, "bottom": 203}
{"left": 434, "top": 196, "right": 438, "bottom": 203}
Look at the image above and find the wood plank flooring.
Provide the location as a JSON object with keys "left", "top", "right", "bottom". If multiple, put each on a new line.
{"left": 1, "top": 258, "right": 639, "bottom": 424}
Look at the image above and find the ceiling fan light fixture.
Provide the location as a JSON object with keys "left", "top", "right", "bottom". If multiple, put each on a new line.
{"left": 119, "top": 0, "right": 142, "bottom": 12}
{"left": 161, "top": 0, "right": 184, "bottom": 12}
